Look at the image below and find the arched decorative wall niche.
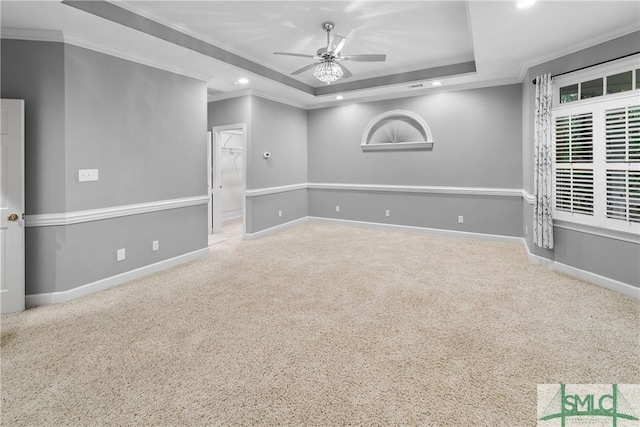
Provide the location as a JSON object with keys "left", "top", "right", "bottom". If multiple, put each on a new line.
{"left": 361, "top": 110, "right": 434, "bottom": 151}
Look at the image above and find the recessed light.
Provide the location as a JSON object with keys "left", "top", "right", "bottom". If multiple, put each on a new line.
{"left": 237, "top": 78, "right": 249, "bottom": 85}
{"left": 336, "top": 95, "right": 344, "bottom": 100}
{"left": 516, "top": 0, "right": 536, "bottom": 8}
{"left": 432, "top": 81, "right": 442, "bottom": 86}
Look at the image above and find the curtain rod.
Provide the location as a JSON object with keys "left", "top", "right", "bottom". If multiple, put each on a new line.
{"left": 531, "top": 51, "right": 640, "bottom": 85}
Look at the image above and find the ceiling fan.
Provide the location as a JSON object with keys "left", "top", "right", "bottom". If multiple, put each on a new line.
{"left": 274, "top": 22, "right": 386, "bottom": 85}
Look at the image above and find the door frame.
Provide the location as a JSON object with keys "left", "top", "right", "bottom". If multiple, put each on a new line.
{"left": 210, "top": 123, "right": 247, "bottom": 238}
{"left": 207, "top": 130, "right": 213, "bottom": 235}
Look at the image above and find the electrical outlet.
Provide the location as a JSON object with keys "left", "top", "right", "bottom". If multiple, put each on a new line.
{"left": 278, "top": 210, "right": 282, "bottom": 217}
{"left": 385, "top": 209, "right": 390, "bottom": 217}
{"left": 116, "top": 248, "right": 126, "bottom": 261}
{"left": 336, "top": 206, "right": 340, "bottom": 213}
{"left": 458, "top": 215, "right": 464, "bottom": 224}
{"left": 525, "top": 225, "right": 528, "bottom": 235}
{"left": 152, "top": 240, "right": 159, "bottom": 251}
{"left": 78, "top": 169, "right": 99, "bottom": 182}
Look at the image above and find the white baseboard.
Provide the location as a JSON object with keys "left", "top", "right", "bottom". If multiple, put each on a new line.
{"left": 307, "top": 216, "right": 524, "bottom": 244}
{"left": 25, "top": 248, "right": 209, "bottom": 307}
{"left": 524, "top": 242, "right": 639, "bottom": 299}
{"left": 244, "top": 217, "right": 308, "bottom": 240}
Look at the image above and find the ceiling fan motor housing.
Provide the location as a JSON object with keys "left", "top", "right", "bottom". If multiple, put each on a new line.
{"left": 322, "top": 22, "right": 335, "bottom": 32}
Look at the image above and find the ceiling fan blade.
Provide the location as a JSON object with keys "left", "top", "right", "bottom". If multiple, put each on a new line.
{"left": 343, "top": 54, "right": 386, "bottom": 62}
{"left": 291, "top": 62, "right": 319, "bottom": 75}
{"left": 329, "top": 34, "right": 346, "bottom": 55}
{"left": 337, "top": 63, "right": 353, "bottom": 79}
{"left": 274, "top": 52, "right": 316, "bottom": 59}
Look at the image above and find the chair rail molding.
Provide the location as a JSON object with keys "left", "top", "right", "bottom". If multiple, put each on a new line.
{"left": 25, "top": 195, "right": 210, "bottom": 227}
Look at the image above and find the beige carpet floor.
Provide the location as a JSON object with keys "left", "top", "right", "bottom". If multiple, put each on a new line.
{"left": 1, "top": 221, "right": 638, "bottom": 426}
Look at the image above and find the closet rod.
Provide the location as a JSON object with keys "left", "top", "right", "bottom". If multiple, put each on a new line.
{"left": 531, "top": 51, "right": 640, "bottom": 85}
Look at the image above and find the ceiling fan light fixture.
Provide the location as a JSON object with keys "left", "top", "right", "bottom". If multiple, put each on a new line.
{"left": 314, "top": 62, "right": 343, "bottom": 84}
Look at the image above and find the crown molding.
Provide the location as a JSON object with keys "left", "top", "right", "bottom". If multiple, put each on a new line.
{"left": 517, "top": 23, "right": 640, "bottom": 83}
{"left": 306, "top": 75, "right": 522, "bottom": 110}
{"left": 1, "top": 28, "right": 64, "bottom": 43}
{"left": 208, "top": 89, "right": 308, "bottom": 110}
{"left": 63, "top": 32, "right": 213, "bottom": 82}
{"left": 1, "top": 27, "right": 212, "bottom": 82}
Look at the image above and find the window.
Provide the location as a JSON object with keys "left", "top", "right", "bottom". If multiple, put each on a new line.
{"left": 559, "top": 66, "right": 639, "bottom": 104}
{"left": 606, "top": 71, "right": 633, "bottom": 95}
{"left": 552, "top": 56, "right": 640, "bottom": 235}
{"left": 581, "top": 78, "right": 603, "bottom": 99}
{"left": 361, "top": 110, "right": 433, "bottom": 151}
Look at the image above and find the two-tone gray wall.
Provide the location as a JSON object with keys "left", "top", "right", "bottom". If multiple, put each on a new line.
{"left": 522, "top": 31, "right": 640, "bottom": 287}
{"left": 208, "top": 95, "right": 308, "bottom": 234}
{"left": 307, "top": 85, "right": 524, "bottom": 237}
{"left": 2, "top": 40, "right": 208, "bottom": 296}
{"left": 210, "top": 86, "right": 523, "bottom": 237}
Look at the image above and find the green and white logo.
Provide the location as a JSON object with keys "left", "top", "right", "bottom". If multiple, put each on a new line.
{"left": 538, "top": 384, "right": 640, "bottom": 427}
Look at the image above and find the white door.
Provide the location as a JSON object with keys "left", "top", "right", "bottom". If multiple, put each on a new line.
{"left": 0, "top": 99, "right": 25, "bottom": 314}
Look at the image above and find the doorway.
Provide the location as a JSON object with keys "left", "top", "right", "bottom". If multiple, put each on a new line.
{"left": 209, "top": 124, "right": 246, "bottom": 246}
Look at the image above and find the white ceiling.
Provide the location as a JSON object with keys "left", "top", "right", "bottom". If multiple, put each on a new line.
{"left": 1, "top": 1, "right": 639, "bottom": 109}
{"left": 124, "top": 1, "right": 475, "bottom": 86}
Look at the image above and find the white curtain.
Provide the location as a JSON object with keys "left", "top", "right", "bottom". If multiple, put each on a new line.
{"left": 533, "top": 73, "right": 554, "bottom": 249}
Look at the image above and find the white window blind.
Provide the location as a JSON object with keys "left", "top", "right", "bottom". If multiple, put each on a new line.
{"left": 552, "top": 92, "right": 640, "bottom": 235}
{"left": 605, "top": 105, "right": 640, "bottom": 162}
{"left": 605, "top": 104, "right": 640, "bottom": 224}
{"left": 554, "top": 113, "right": 594, "bottom": 216}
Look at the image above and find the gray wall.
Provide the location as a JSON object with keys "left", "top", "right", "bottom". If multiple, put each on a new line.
{"left": 522, "top": 31, "right": 640, "bottom": 287}
{"left": 2, "top": 40, "right": 208, "bottom": 296}
{"left": 247, "top": 189, "right": 308, "bottom": 234}
{"left": 64, "top": 45, "right": 207, "bottom": 211}
{"left": 308, "top": 85, "right": 522, "bottom": 188}
{"left": 1, "top": 40, "right": 67, "bottom": 215}
{"left": 309, "top": 190, "right": 523, "bottom": 237}
{"left": 26, "top": 206, "right": 205, "bottom": 294}
{"left": 249, "top": 96, "right": 307, "bottom": 189}
{"left": 207, "top": 96, "right": 250, "bottom": 129}
{"left": 306, "top": 85, "right": 523, "bottom": 237}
